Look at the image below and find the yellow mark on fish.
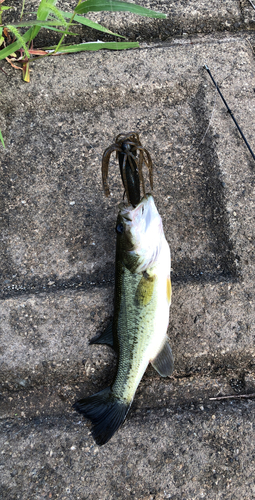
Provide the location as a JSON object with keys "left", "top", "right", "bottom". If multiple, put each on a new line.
{"left": 135, "top": 273, "right": 156, "bottom": 306}
{"left": 167, "top": 277, "right": 172, "bottom": 304}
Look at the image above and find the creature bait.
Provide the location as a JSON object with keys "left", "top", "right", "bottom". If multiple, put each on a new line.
{"left": 102, "top": 132, "right": 153, "bottom": 206}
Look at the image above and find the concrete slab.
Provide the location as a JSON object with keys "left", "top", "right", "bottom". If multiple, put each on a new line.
{"left": 1, "top": 397, "right": 255, "bottom": 499}
{"left": 240, "top": 0, "right": 255, "bottom": 28}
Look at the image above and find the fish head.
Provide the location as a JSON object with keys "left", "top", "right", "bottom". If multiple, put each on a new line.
{"left": 116, "top": 194, "right": 164, "bottom": 273}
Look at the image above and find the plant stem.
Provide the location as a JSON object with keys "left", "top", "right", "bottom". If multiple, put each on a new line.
{"left": 20, "top": 0, "right": 26, "bottom": 21}
{"left": 54, "top": 0, "right": 82, "bottom": 54}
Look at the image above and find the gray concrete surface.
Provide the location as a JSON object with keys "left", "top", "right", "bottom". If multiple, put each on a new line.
{"left": 1, "top": 399, "right": 255, "bottom": 499}
{"left": 1, "top": 0, "right": 255, "bottom": 498}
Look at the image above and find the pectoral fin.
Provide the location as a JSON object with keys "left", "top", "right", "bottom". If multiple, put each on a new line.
{"left": 89, "top": 322, "right": 116, "bottom": 351}
{"left": 151, "top": 340, "right": 174, "bottom": 377}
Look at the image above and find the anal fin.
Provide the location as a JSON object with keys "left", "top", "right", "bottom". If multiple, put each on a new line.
{"left": 89, "top": 322, "right": 116, "bottom": 351}
{"left": 151, "top": 340, "right": 174, "bottom": 377}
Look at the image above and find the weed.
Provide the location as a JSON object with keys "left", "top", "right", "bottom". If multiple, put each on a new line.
{"left": 0, "top": 0, "right": 166, "bottom": 146}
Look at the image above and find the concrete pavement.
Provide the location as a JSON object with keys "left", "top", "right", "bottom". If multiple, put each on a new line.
{"left": 1, "top": 1, "right": 255, "bottom": 498}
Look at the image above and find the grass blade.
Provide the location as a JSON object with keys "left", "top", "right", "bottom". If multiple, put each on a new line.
{"left": 22, "top": 61, "right": 30, "bottom": 82}
{"left": 48, "top": 40, "right": 139, "bottom": 53}
{"left": 0, "top": 0, "right": 58, "bottom": 61}
{"left": 0, "top": 28, "right": 33, "bottom": 60}
{"left": 75, "top": 0, "right": 167, "bottom": 18}
{"left": 5, "top": 25, "right": 30, "bottom": 58}
{"left": 42, "top": 3, "right": 68, "bottom": 26}
{"left": 59, "top": 10, "right": 125, "bottom": 37}
{"left": 32, "top": 0, "right": 58, "bottom": 38}
{"left": 4, "top": 20, "right": 69, "bottom": 27}
{"left": 0, "top": 129, "right": 5, "bottom": 148}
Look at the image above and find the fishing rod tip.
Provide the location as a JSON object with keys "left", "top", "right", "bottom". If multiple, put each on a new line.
{"left": 204, "top": 63, "right": 209, "bottom": 70}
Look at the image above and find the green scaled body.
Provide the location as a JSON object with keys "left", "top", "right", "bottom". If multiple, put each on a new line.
{"left": 73, "top": 195, "right": 174, "bottom": 445}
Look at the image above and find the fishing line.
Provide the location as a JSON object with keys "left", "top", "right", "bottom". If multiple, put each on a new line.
{"left": 247, "top": 0, "right": 255, "bottom": 10}
{"left": 185, "top": 68, "right": 231, "bottom": 159}
{"left": 204, "top": 63, "right": 255, "bottom": 162}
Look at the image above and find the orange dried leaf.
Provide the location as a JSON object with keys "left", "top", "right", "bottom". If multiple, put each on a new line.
{"left": 5, "top": 56, "right": 22, "bottom": 69}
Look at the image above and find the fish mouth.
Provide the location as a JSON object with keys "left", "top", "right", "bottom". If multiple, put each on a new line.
{"left": 120, "top": 194, "right": 151, "bottom": 221}
{"left": 122, "top": 213, "right": 133, "bottom": 222}
{"left": 118, "top": 193, "right": 164, "bottom": 272}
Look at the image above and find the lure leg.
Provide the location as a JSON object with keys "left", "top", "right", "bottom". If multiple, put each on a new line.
{"left": 118, "top": 149, "right": 140, "bottom": 206}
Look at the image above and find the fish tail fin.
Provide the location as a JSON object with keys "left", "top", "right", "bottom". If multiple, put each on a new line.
{"left": 73, "top": 388, "right": 131, "bottom": 446}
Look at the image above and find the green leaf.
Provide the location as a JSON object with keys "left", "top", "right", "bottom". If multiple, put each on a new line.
{"left": 6, "top": 25, "right": 30, "bottom": 58}
{"left": 48, "top": 40, "right": 139, "bottom": 53}
{"left": 59, "top": 10, "right": 125, "bottom": 38}
{"left": 36, "top": 0, "right": 58, "bottom": 20}
{"left": 40, "top": 26, "right": 78, "bottom": 35}
{"left": 0, "top": 0, "right": 59, "bottom": 60}
{"left": 0, "top": 28, "right": 33, "bottom": 60}
{"left": 42, "top": 3, "right": 69, "bottom": 27}
{"left": 32, "top": 0, "right": 58, "bottom": 38}
{"left": 4, "top": 20, "right": 70, "bottom": 27}
{"left": 0, "top": 129, "right": 5, "bottom": 149}
{"left": 75, "top": 0, "right": 167, "bottom": 18}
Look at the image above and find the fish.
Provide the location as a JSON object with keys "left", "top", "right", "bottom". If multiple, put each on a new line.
{"left": 73, "top": 194, "right": 173, "bottom": 445}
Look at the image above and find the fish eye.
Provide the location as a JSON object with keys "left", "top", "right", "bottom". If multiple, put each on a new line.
{"left": 116, "top": 223, "right": 124, "bottom": 234}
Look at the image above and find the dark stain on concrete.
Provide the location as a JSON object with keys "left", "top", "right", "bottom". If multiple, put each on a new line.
{"left": 186, "top": 83, "right": 238, "bottom": 281}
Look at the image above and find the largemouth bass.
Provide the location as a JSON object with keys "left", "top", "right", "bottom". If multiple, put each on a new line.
{"left": 73, "top": 194, "right": 173, "bottom": 445}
